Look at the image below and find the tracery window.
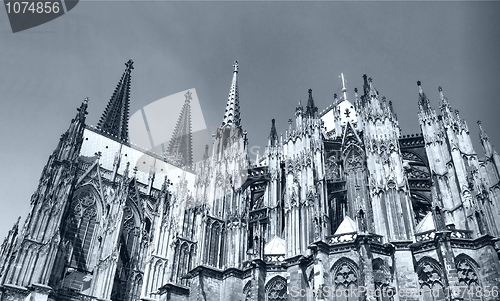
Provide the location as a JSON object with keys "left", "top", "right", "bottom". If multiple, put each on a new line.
{"left": 373, "top": 259, "right": 393, "bottom": 301}
{"left": 112, "top": 204, "right": 139, "bottom": 301}
{"left": 332, "top": 259, "right": 358, "bottom": 301}
{"left": 456, "top": 256, "right": 482, "bottom": 301}
{"left": 345, "top": 149, "right": 363, "bottom": 171}
{"left": 204, "top": 219, "right": 224, "bottom": 268}
{"left": 171, "top": 240, "right": 194, "bottom": 286}
{"left": 266, "top": 276, "right": 287, "bottom": 301}
{"left": 417, "top": 258, "right": 446, "bottom": 301}
{"left": 243, "top": 281, "right": 252, "bottom": 301}
{"left": 122, "top": 206, "right": 138, "bottom": 257}
{"left": 65, "top": 191, "right": 98, "bottom": 271}
{"left": 325, "top": 156, "right": 341, "bottom": 181}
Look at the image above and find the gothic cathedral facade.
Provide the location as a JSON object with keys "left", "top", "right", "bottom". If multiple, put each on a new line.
{"left": 0, "top": 60, "right": 499, "bottom": 301}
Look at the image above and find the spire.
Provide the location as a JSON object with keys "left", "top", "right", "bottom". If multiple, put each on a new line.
{"left": 166, "top": 90, "right": 193, "bottom": 168}
{"left": 438, "top": 86, "right": 446, "bottom": 104}
{"left": 76, "top": 97, "right": 89, "bottom": 121}
{"left": 438, "top": 85, "right": 451, "bottom": 110}
{"left": 478, "top": 120, "right": 495, "bottom": 158}
{"left": 295, "top": 99, "right": 303, "bottom": 116}
{"left": 417, "top": 81, "right": 432, "bottom": 113}
{"left": 367, "top": 76, "right": 377, "bottom": 97}
{"left": 478, "top": 120, "right": 489, "bottom": 142}
{"left": 362, "top": 74, "right": 370, "bottom": 97}
{"left": 221, "top": 61, "right": 241, "bottom": 128}
{"left": 269, "top": 119, "right": 278, "bottom": 147}
{"left": 203, "top": 144, "right": 209, "bottom": 160}
{"left": 55, "top": 97, "right": 89, "bottom": 161}
{"left": 437, "top": 85, "right": 458, "bottom": 121}
{"left": 306, "top": 89, "right": 318, "bottom": 117}
{"left": 361, "top": 74, "right": 378, "bottom": 103}
{"left": 97, "top": 59, "right": 134, "bottom": 142}
{"left": 354, "top": 88, "right": 360, "bottom": 109}
{"left": 341, "top": 73, "right": 348, "bottom": 101}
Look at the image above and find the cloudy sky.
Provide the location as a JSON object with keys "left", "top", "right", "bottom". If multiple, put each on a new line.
{"left": 0, "top": 1, "right": 499, "bottom": 236}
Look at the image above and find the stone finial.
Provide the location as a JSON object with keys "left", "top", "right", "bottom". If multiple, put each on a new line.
{"left": 125, "top": 59, "right": 134, "bottom": 72}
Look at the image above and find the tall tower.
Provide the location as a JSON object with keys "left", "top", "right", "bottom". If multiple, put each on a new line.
{"left": 283, "top": 88, "right": 327, "bottom": 257}
{"left": 188, "top": 61, "right": 250, "bottom": 301}
{"left": 196, "top": 61, "right": 249, "bottom": 268}
{"left": 359, "top": 75, "right": 415, "bottom": 242}
{"left": 0, "top": 97, "right": 88, "bottom": 298}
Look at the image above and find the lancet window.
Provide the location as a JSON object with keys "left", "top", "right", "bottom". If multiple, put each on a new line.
{"left": 65, "top": 190, "right": 98, "bottom": 271}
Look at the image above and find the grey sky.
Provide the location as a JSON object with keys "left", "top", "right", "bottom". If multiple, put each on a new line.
{"left": 0, "top": 1, "right": 499, "bottom": 236}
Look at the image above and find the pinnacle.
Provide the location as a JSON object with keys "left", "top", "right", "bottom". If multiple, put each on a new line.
{"left": 269, "top": 119, "right": 278, "bottom": 146}
{"left": 417, "top": 81, "right": 433, "bottom": 113}
{"left": 478, "top": 120, "right": 489, "bottom": 141}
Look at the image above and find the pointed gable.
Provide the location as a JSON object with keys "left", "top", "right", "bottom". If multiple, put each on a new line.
{"left": 334, "top": 216, "right": 358, "bottom": 235}
{"left": 415, "top": 212, "right": 436, "bottom": 233}
{"left": 342, "top": 121, "right": 363, "bottom": 151}
{"left": 264, "top": 236, "right": 286, "bottom": 255}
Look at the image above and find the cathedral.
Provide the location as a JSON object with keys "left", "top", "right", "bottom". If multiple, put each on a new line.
{"left": 0, "top": 60, "right": 499, "bottom": 301}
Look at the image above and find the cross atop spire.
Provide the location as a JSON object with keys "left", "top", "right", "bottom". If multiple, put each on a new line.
{"left": 221, "top": 61, "right": 241, "bottom": 128}
{"left": 166, "top": 90, "right": 193, "bottom": 168}
{"left": 97, "top": 59, "right": 134, "bottom": 143}
{"left": 184, "top": 90, "right": 193, "bottom": 102}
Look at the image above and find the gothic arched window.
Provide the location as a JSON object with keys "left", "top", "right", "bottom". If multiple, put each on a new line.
{"left": 456, "top": 256, "right": 482, "bottom": 301}
{"left": 207, "top": 220, "right": 223, "bottom": 268}
{"left": 243, "top": 281, "right": 252, "bottom": 301}
{"left": 131, "top": 274, "right": 143, "bottom": 301}
{"left": 373, "top": 258, "right": 393, "bottom": 301}
{"left": 325, "top": 156, "right": 341, "bottom": 181}
{"left": 332, "top": 259, "right": 358, "bottom": 301}
{"left": 112, "top": 203, "right": 140, "bottom": 301}
{"left": 122, "top": 205, "right": 138, "bottom": 257}
{"left": 65, "top": 190, "right": 98, "bottom": 271}
{"left": 265, "top": 276, "right": 287, "bottom": 301}
{"left": 345, "top": 148, "right": 363, "bottom": 171}
{"left": 171, "top": 240, "right": 193, "bottom": 286}
{"left": 417, "top": 258, "right": 446, "bottom": 301}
